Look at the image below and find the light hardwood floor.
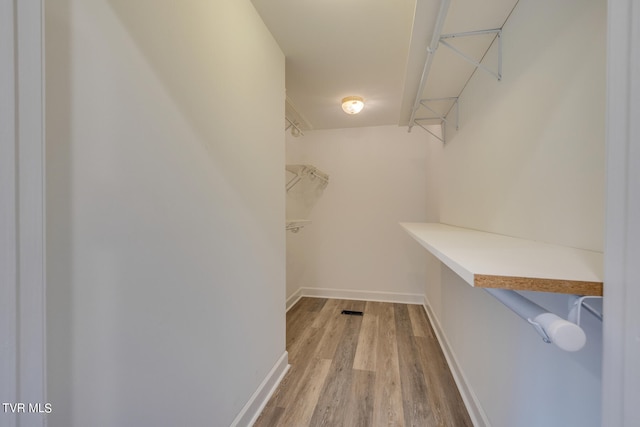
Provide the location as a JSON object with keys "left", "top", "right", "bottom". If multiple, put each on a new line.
{"left": 254, "top": 298, "right": 473, "bottom": 427}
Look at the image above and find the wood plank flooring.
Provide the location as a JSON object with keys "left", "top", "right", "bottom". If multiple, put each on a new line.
{"left": 254, "top": 298, "right": 473, "bottom": 427}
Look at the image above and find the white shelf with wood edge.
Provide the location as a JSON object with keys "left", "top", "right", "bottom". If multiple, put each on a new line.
{"left": 400, "top": 222, "right": 603, "bottom": 296}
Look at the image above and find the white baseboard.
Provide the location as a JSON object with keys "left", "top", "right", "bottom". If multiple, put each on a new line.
{"left": 296, "top": 286, "right": 424, "bottom": 305}
{"left": 231, "top": 351, "right": 290, "bottom": 427}
{"left": 286, "top": 288, "right": 303, "bottom": 312}
{"left": 422, "top": 297, "right": 490, "bottom": 427}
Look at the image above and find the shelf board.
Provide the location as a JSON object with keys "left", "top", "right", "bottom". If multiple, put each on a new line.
{"left": 400, "top": 222, "right": 603, "bottom": 296}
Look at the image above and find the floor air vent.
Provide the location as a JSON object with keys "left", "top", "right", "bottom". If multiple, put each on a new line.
{"left": 341, "top": 310, "right": 364, "bottom": 316}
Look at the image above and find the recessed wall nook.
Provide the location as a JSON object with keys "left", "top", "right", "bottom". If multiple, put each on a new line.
{"left": 281, "top": 0, "right": 606, "bottom": 425}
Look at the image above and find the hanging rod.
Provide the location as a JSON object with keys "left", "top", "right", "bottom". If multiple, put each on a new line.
{"left": 484, "top": 288, "right": 587, "bottom": 352}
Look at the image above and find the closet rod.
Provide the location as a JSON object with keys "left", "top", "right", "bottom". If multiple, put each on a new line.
{"left": 484, "top": 288, "right": 587, "bottom": 352}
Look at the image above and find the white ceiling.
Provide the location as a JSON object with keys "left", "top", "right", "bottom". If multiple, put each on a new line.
{"left": 251, "top": 0, "right": 519, "bottom": 131}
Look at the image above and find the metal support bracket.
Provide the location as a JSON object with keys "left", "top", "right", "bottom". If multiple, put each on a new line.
{"left": 527, "top": 318, "right": 552, "bottom": 344}
{"left": 413, "top": 97, "right": 459, "bottom": 143}
{"left": 414, "top": 119, "right": 445, "bottom": 143}
{"left": 408, "top": 22, "right": 504, "bottom": 136}
{"left": 439, "top": 29, "right": 502, "bottom": 81}
{"left": 285, "top": 117, "right": 304, "bottom": 137}
{"left": 285, "top": 164, "right": 329, "bottom": 192}
{"left": 419, "top": 97, "right": 459, "bottom": 130}
{"left": 568, "top": 296, "right": 604, "bottom": 325}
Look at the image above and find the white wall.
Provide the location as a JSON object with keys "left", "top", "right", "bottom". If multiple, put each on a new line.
{"left": 424, "top": 0, "right": 606, "bottom": 426}
{"left": 285, "top": 125, "right": 434, "bottom": 301}
{"left": 439, "top": 0, "right": 605, "bottom": 251}
{"left": 45, "top": 1, "right": 285, "bottom": 426}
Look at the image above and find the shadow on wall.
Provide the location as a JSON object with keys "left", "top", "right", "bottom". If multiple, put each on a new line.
{"left": 107, "top": 0, "right": 284, "bottom": 221}
{"left": 46, "top": 1, "right": 286, "bottom": 425}
{"left": 45, "top": 0, "right": 73, "bottom": 423}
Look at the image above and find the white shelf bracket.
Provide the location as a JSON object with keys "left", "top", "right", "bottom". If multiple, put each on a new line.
{"left": 527, "top": 318, "right": 552, "bottom": 344}
{"left": 286, "top": 220, "right": 311, "bottom": 233}
{"left": 408, "top": 24, "right": 504, "bottom": 137}
{"left": 413, "top": 97, "right": 459, "bottom": 144}
{"left": 439, "top": 29, "right": 502, "bottom": 81}
{"left": 414, "top": 119, "right": 445, "bottom": 143}
{"left": 285, "top": 164, "right": 329, "bottom": 192}
{"left": 568, "top": 295, "right": 604, "bottom": 325}
{"left": 419, "top": 97, "right": 460, "bottom": 129}
{"left": 285, "top": 117, "right": 304, "bottom": 137}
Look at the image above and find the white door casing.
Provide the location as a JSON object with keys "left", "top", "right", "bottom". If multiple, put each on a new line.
{"left": 1, "top": 0, "right": 638, "bottom": 426}
{"left": 0, "top": 1, "right": 47, "bottom": 426}
{"left": 602, "top": 0, "right": 640, "bottom": 426}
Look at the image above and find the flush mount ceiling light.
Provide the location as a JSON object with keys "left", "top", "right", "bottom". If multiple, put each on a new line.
{"left": 341, "top": 96, "right": 364, "bottom": 114}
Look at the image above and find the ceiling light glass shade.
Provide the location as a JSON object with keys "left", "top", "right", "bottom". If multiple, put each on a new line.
{"left": 341, "top": 96, "right": 364, "bottom": 114}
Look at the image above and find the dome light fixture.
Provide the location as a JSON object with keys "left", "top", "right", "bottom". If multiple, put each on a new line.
{"left": 341, "top": 96, "right": 364, "bottom": 115}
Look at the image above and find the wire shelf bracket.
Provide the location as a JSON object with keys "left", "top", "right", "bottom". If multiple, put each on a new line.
{"left": 285, "top": 164, "right": 329, "bottom": 192}
{"left": 407, "top": 0, "right": 504, "bottom": 139}
{"left": 439, "top": 29, "right": 503, "bottom": 82}
{"left": 285, "top": 117, "right": 304, "bottom": 137}
{"left": 413, "top": 97, "right": 459, "bottom": 143}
